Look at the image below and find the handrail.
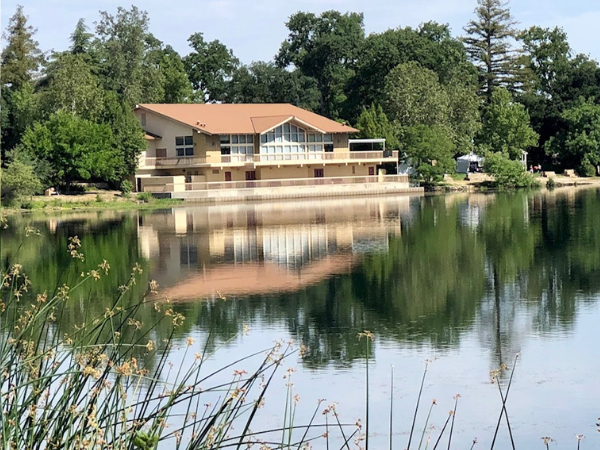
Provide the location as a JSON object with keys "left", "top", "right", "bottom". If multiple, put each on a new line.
{"left": 140, "top": 151, "right": 398, "bottom": 168}
{"left": 142, "top": 174, "right": 410, "bottom": 193}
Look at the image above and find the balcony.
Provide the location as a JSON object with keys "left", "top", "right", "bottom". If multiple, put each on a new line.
{"left": 144, "top": 174, "right": 411, "bottom": 193}
{"left": 140, "top": 151, "right": 398, "bottom": 169}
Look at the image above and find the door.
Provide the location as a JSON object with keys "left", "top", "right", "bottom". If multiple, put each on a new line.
{"left": 314, "top": 168, "right": 324, "bottom": 178}
{"left": 245, "top": 170, "right": 256, "bottom": 187}
{"left": 368, "top": 167, "right": 375, "bottom": 176}
{"left": 225, "top": 172, "right": 232, "bottom": 182}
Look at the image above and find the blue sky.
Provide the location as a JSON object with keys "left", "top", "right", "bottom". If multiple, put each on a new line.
{"left": 2, "top": 0, "right": 600, "bottom": 64}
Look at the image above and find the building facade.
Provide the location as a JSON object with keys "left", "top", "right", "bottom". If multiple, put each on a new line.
{"left": 134, "top": 103, "right": 399, "bottom": 192}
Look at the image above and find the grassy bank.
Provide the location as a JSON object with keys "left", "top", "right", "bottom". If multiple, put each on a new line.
{"left": 2, "top": 191, "right": 185, "bottom": 214}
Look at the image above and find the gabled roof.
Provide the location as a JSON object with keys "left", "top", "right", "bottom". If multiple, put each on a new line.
{"left": 135, "top": 103, "right": 358, "bottom": 135}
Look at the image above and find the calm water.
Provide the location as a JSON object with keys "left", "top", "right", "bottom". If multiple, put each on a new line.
{"left": 3, "top": 188, "right": 600, "bottom": 449}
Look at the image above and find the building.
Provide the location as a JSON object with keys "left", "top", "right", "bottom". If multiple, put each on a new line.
{"left": 134, "top": 103, "right": 401, "bottom": 194}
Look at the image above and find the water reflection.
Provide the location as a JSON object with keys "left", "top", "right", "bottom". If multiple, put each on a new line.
{"left": 3, "top": 188, "right": 600, "bottom": 448}
{"left": 137, "top": 197, "right": 416, "bottom": 298}
{"left": 3, "top": 188, "right": 600, "bottom": 367}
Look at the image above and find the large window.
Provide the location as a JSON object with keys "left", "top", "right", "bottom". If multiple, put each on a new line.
{"left": 259, "top": 124, "right": 332, "bottom": 160}
{"left": 176, "top": 136, "right": 194, "bottom": 156}
{"left": 220, "top": 134, "right": 254, "bottom": 160}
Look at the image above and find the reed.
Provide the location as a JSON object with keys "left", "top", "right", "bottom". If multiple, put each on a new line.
{"left": 0, "top": 236, "right": 356, "bottom": 450}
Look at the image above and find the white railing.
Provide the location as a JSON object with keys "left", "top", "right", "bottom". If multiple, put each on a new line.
{"left": 253, "top": 150, "right": 398, "bottom": 163}
{"left": 142, "top": 174, "right": 410, "bottom": 193}
{"left": 140, "top": 151, "right": 399, "bottom": 168}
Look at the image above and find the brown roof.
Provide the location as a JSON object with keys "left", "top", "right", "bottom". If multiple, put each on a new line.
{"left": 135, "top": 103, "right": 358, "bottom": 135}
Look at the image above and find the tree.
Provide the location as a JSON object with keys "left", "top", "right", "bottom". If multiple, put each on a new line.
{"left": 101, "top": 94, "right": 146, "bottom": 182}
{"left": 226, "top": 62, "right": 320, "bottom": 111}
{"left": 355, "top": 104, "right": 399, "bottom": 149}
{"left": 463, "top": 0, "right": 518, "bottom": 102}
{"left": 159, "top": 45, "right": 193, "bottom": 103}
{"left": 0, "top": 5, "right": 44, "bottom": 91}
{"left": 95, "top": 6, "right": 153, "bottom": 106}
{"left": 184, "top": 32, "right": 238, "bottom": 103}
{"left": 403, "top": 125, "right": 456, "bottom": 183}
{"left": 17, "top": 111, "right": 119, "bottom": 189}
{"left": 384, "top": 62, "right": 450, "bottom": 129}
{"left": 70, "top": 18, "right": 94, "bottom": 56}
{"left": 483, "top": 150, "right": 539, "bottom": 188}
{"left": 477, "top": 88, "right": 538, "bottom": 159}
{"left": 41, "top": 52, "right": 104, "bottom": 120}
{"left": 1, "top": 82, "right": 40, "bottom": 154}
{"left": 0, "top": 160, "right": 42, "bottom": 205}
{"left": 446, "top": 71, "right": 482, "bottom": 153}
{"left": 276, "top": 10, "right": 365, "bottom": 118}
{"left": 546, "top": 99, "right": 600, "bottom": 176}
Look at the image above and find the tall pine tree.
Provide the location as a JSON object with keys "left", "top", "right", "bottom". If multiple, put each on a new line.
{"left": 1, "top": 5, "right": 44, "bottom": 91}
{"left": 463, "top": 0, "right": 518, "bottom": 103}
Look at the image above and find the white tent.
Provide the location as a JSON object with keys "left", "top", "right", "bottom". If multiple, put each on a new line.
{"left": 456, "top": 153, "right": 485, "bottom": 174}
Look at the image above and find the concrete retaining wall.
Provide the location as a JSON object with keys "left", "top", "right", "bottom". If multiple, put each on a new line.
{"left": 170, "top": 182, "right": 423, "bottom": 203}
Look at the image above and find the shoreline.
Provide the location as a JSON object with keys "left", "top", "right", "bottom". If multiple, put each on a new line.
{"left": 4, "top": 175, "right": 600, "bottom": 215}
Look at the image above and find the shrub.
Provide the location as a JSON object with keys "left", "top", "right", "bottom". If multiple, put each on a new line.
{"left": 0, "top": 161, "right": 42, "bottom": 205}
{"left": 546, "top": 177, "right": 556, "bottom": 189}
{"left": 120, "top": 179, "right": 133, "bottom": 197}
{"left": 137, "top": 192, "right": 154, "bottom": 203}
{"left": 95, "top": 194, "right": 104, "bottom": 203}
{"left": 484, "top": 151, "right": 541, "bottom": 189}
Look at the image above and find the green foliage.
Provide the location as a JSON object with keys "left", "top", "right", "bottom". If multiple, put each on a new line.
{"left": 1, "top": 82, "right": 41, "bottom": 152}
{"left": 101, "top": 94, "right": 146, "bottom": 182}
{"left": 346, "top": 22, "right": 474, "bottom": 121}
{"left": 227, "top": 62, "right": 320, "bottom": 111}
{"left": 121, "top": 179, "right": 133, "bottom": 196}
{"left": 403, "top": 125, "right": 456, "bottom": 183}
{"left": 17, "top": 111, "right": 119, "bottom": 189}
{"left": 546, "top": 98, "right": 600, "bottom": 176}
{"left": 276, "top": 10, "right": 365, "bottom": 118}
{"left": 137, "top": 192, "right": 154, "bottom": 203}
{"left": 478, "top": 88, "right": 538, "bottom": 159}
{"left": 463, "top": 0, "right": 518, "bottom": 101}
{"left": 95, "top": 6, "right": 152, "bottom": 106}
{"left": 385, "top": 62, "right": 450, "bottom": 128}
{"left": 483, "top": 151, "right": 540, "bottom": 188}
{"left": 0, "top": 5, "right": 44, "bottom": 90}
{"left": 384, "top": 62, "right": 480, "bottom": 154}
{"left": 355, "top": 103, "right": 399, "bottom": 149}
{"left": 0, "top": 159, "right": 42, "bottom": 205}
{"left": 41, "top": 52, "right": 104, "bottom": 120}
{"left": 184, "top": 32, "right": 239, "bottom": 103}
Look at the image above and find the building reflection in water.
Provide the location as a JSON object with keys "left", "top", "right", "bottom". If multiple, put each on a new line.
{"left": 137, "top": 196, "right": 419, "bottom": 300}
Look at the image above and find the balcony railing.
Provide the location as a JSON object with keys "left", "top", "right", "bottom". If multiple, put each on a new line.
{"left": 140, "top": 151, "right": 399, "bottom": 169}
{"left": 144, "top": 174, "right": 410, "bottom": 193}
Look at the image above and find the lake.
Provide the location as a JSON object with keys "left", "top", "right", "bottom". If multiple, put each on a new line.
{"left": 3, "top": 188, "right": 600, "bottom": 449}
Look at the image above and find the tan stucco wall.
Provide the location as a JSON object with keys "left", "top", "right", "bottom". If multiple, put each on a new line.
{"left": 258, "top": 166, "right": 312, "bottom": 180}
{"left": 333, "top": 133, "right": 349, "bottom": 153}
{"left": 139, "top": 176, "right": 186, "bottom": 192}
{"left": 135, "top": 110, "right": 197, "bottom": 158}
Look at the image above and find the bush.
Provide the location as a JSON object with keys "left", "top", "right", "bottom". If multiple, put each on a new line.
{"left": 95, "top": 194, "right": 104, "bottom": 203}
{"left": 484, "top": 151, "right": 541, "bottom": 189}
{"left": 546, "top": 177, "right": 556, "bottom": 189}
{"left": 0, "top": 161, "right": 42, "bottom": 205}
{"left": 120, "top": 179, "right": 133, "bottom": 197}
{"left": 137, "top": 192, "right": 154, "bottom": 203}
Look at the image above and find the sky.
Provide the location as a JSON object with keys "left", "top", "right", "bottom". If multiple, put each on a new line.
{"left": 2, "top": 0, "right": 600, "bottom": 64}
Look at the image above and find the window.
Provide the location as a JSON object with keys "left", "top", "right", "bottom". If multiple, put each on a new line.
{"left": 245, "top": 171, "right": 256, "bottom": 181}
{"left": 258, "top": 125, "right": 334, "bottom": 160}
{"left": 176, "top": 136, "right": 194, "bottom": 157}
{"left": 220, "top": 135, "right": 254, "bottom": 160}
{"left": 141, "top": 113, "right": 146, "bottom": 126}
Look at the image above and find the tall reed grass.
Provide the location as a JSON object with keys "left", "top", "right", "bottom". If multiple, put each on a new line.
{"left": 0, "top": 234, "right": 358, "bottom": 449}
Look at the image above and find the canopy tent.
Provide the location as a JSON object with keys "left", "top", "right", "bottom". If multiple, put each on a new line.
{"left": 456, "top": 153, "right": 485, "bottom": 173}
